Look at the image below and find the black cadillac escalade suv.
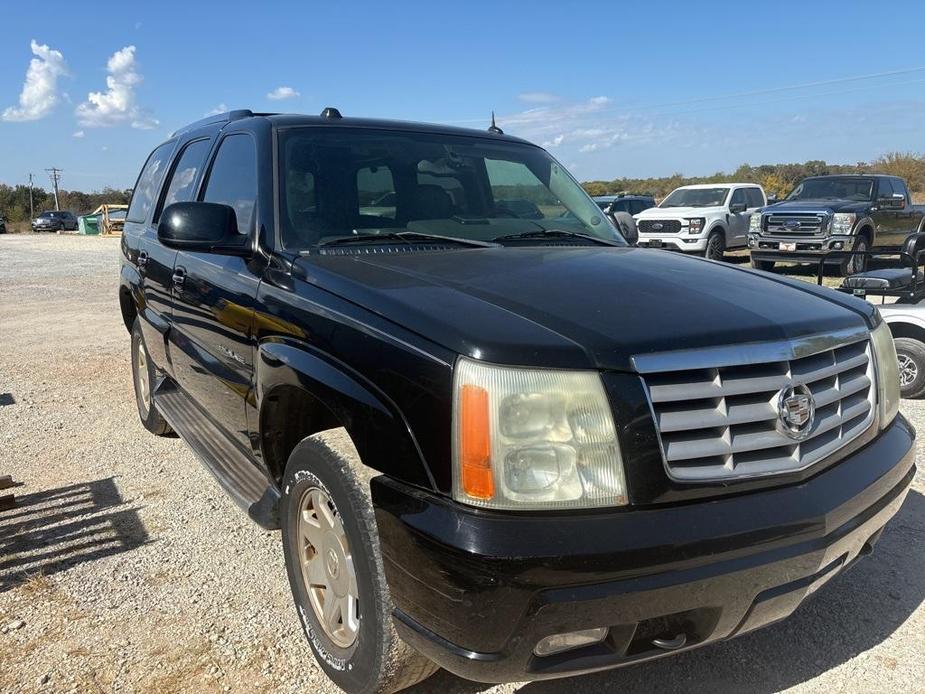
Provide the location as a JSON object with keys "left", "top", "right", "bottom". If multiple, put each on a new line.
{"left": 119, "top": 109, "right": 915, "bottom": 693}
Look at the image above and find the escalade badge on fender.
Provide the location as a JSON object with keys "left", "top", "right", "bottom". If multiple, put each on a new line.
{"left": 777, "top": 384, "right": 815, "bottom": 439}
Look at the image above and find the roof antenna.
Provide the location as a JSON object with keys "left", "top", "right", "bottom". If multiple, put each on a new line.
{"left": 488, "top": 111, "right": 504, "bottom": 135}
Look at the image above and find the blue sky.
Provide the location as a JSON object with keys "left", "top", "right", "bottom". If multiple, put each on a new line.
{"left": 2, "top": 0, "right": 924, "bottom": 191}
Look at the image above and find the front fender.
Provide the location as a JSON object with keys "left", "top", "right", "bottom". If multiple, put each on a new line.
{"left": 256, "top": 337, "right": 435, "bottom": 490}
{"left": 854, "top": 216, "right": 876, "bottom": 243}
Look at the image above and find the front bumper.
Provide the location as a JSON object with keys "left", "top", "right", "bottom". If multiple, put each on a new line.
{"left": 636, "top": 235, "right": 706, "bottom": 252}
{"left": 750, "top": 234, "right": 854, "bottom": 263}
{"left": 372, "top": 415, "right": 915, "bottom": 683}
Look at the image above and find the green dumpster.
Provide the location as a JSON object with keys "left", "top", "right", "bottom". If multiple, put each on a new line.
{"left": 78, "top": 215, "right": 100, "bottom": 235}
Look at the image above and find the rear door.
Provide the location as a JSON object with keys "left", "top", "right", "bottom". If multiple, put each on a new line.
{"left": 892, "top": 178, "right": 918, "bottom": 241}
{"left": 168, "top": 126, "right": 264, "bottom": 450}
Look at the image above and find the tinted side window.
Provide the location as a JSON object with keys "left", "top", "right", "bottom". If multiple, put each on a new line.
{"left": 156, "top": 139, "right": 212, "bottom": 221}
{"left": 745, "top": 188, "right": 765, "bottom": 208}
{"left": 611, "top": 200, "right": 629, "bottom": 213}
{"left": 892, "top": 178, "right": 908, "bottom": 200}
{"left": 730, "top": 188, "right": 747, "bottom": 207}
{"left": 201, "top": 134, "right": 257, "bottom": 236}
{"left": 878, "top": 179, "right": 894, "bottom": 198}
{"left": 127, "top": 142, "right": 175, "bottom": 223}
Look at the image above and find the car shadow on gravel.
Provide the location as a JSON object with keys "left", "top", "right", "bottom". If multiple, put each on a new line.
{"left": 0, "top": 477, "right": 148, "bottom": 592}
{"left": 415, "top": 489, "right": 925, "bottom": 694}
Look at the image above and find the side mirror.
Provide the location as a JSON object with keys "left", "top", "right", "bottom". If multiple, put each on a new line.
{"left": 157, "top": 202, "right": 251, "bottom": 255}
{"left": 729, "top": 202, "right": 747, "bottom": 213}
{"left": 766, "top": 193, "right": 778, "bottom": 203}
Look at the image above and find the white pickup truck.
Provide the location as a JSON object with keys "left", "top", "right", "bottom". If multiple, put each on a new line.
{"left": 634, "top": 183, "right": 767, "bottom": 260}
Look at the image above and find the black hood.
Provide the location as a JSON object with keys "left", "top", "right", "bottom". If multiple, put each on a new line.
{"left": 765, "top": 199, "right": 872, "bottom": 214}
{"left": 294, "top": 247, "right": 876, "bottom": 371}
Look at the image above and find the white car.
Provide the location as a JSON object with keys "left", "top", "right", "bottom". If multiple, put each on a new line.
{"left": 634, "top": 183, "right": 767, "bottom": 260}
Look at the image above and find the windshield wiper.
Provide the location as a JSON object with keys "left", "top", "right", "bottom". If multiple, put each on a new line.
{"left": 318, "top": 231, "right": 498, "bottom": 248}
{"left": 491, "top": 229, "right": 622, "bottom": 247}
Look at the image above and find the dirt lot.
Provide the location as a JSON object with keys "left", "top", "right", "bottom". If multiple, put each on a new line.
{"left": 1, "top": 234, "right": 923, "bottom": 693}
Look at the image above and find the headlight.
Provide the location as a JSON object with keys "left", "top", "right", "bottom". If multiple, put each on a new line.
{"left": 452, "top": 357, "right": 626, "bottom": 510}
{"left": 831, "top": 213, "right": 856, "bottom": 235}
{"left": 870, "top": 317, "right": 900, "bottom": 428}
{"left": 686, "top": 218, "right": 705, "bottom": 234}
{"left": 749, "top": 213, "right": 762, "bottom": 232}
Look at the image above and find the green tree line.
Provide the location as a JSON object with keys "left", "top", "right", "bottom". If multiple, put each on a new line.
{"left": 581, "top": 152, "right": 925, "bottom": 200}
{"left": 0, "top": 184, "right": 132, "bottom": 223}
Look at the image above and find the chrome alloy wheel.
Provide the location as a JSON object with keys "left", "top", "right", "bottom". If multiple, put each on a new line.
{"left": 298, "top": 487, "right": 359, "bottom": 648}
{"left": 898, "top": 353, "right": 918, "bottom": 388}
{"left": 136, "top": 340, "right": 151, "bottom": 415}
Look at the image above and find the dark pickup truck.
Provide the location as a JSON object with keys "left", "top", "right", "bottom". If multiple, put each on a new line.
{"left": 749, "top": 174, "right": 925, "bottom": 274}
{"left": 120, "top": 109, "right": 915, "bottom": 693}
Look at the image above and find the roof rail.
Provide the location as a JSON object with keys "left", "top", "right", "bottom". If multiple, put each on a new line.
{"left": 169, "top": 109, "right": 255, "bottom": 138}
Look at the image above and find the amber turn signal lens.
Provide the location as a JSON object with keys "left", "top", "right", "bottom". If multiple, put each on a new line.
{"left": 460, "top": 384, "right": 493, "bottom": 499}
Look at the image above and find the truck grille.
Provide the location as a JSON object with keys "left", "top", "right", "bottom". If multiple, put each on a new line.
{"left": 763, "top": 212, "right": 828, "bottom": 236}
{"left": 635, "top": 329, "right": 875, "bottom": 482}
{"left": 638, "top": 219, "right": 681, "bottom": 235}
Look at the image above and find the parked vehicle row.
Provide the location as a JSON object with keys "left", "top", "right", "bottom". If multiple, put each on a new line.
{"left": 119, "top": 108, "right": 915, "bottom": 693}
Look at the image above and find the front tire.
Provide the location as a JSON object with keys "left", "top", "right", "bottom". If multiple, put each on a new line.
{"left": 704, "top": 230, "right": 725, "bottom": 261}
{"left": 131, "top": 318, "right": 172, "bottom": 436}
{"left": 281, "top": 430, "right": 437, "bottom": 693}
{"left": 840, "top": 236, "right": 869, "bottom": 276}
{"left": 894, "top": 337, "right": 925, "bottom": 399}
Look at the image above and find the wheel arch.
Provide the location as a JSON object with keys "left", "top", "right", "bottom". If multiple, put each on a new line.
{"left": 856, "top": 219, "right": 875, "bottom": 245}
{"left": 119, "top": 263, "right": 143, "bottom": 333}
{"left": 256, "top": 339, "right": 435, "bottom": 491}
{"left": 886, "top": 319, "right": 925, "bottom": 343}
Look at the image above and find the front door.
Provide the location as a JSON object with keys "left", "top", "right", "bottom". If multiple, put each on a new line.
{"left": 168, "top": 132, "right": 261, "bottom": 450}
{"left": 727, "top": 188, "right": 750, "bottom": 245}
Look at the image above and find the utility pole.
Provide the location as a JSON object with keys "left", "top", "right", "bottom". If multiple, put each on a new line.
{"left": 45, "top": 167, "right": 62, "bottom": 211}
{"left": 27, "top": 173, "right": 34, "bottom": 221}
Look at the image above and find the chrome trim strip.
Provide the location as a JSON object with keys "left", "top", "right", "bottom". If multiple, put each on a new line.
{"left": 631, "top": 325, "right": 870, "bottom": 374}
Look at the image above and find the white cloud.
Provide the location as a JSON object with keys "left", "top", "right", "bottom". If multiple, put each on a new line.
{"left": 267, "top": 86, "right": 300, "bottom": 101}
{"left": 76, "top": 46, "right": 158, "bottom": 129}
{"left": 2, "top": 40, "right": 68, "bottom": 122}
{"left": 72, "top": 130, "right": 85, "bottom": 138}
{"left": 517, "top": 91, "right": 560, "bottom": 104}
{"left": 542, "top": 134, "right": 565, "bottom": 147}
{"left": 205, "top": 103, "right": 228, "bottom": 116}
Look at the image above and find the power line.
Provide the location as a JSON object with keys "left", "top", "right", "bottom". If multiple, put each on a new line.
{"left": 440, "top": 65, "right": 925, "bottom": 125}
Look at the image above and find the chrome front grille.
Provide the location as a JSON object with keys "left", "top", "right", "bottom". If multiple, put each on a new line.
{"left": 635, "top": 329, "right": 876, "bottom": 482}
{"left": 638, "top": 219, "right": 682, "bottom": 235}
{"left": 763, "top": 212, "right": 828, "bottom": 236}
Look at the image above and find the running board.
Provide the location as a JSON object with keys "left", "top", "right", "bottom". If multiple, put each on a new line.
{"left": 154, "top": 382, "right": 280, "bottom": 530}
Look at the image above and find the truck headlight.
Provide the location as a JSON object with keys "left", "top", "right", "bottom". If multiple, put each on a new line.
{"left": 831, "top": 213, "right": 856, "bottom": 235}
{"left": 452, "top": 357, "right": 626, "bottom": 510}
{"left": 686, "top": 218, "right": 705, "bottom": 234}
{"left": 870, "top": 318, "right": 900, "bottom": 429}
{"left": 749, "top": 213, "right": 762, "bottom": 232}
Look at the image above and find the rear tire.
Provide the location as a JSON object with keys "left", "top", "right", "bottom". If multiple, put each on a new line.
{"left": 280, "top": 430, "right": 438, "bottom": 693}
{"left": 750, "top": 258, "right": 776, "bottom": 272}
{"left": 704, "top": 230, "right": 725, "bottom": 261}
{"left": 894, "top": 337, "right": 925, "bottom": 399}
{"left": 131, "top": 318, "right": 172, "bottom": 436}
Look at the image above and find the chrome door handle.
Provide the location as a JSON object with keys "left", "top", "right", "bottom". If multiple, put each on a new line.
{"left": 137, "top": 250, "right": 149, "bottom": 267}
{"left": 172, "top": 267, "right": 186, "bottom": 287}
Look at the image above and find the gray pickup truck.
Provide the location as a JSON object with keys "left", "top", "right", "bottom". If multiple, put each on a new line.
{"left": 749, "top": 174, "right": 925, "bottom": 275}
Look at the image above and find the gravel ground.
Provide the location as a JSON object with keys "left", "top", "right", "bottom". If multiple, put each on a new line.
{"left": 1, "top": 234, "right": 923, "bottom": 694}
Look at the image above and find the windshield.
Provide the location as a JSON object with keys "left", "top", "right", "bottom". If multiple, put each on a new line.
{"left": 659, "top": 187, "right": 729, "bottom": 208}
{"left": 786, "top": 177, "right": 874, "bottom": 202}
{"left": 277, "top": 127, "right": 620, "bottom": 249}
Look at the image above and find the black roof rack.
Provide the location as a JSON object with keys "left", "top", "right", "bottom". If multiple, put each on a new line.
{"left": 170, "top": 109, "right": 266, "bottom": 138}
